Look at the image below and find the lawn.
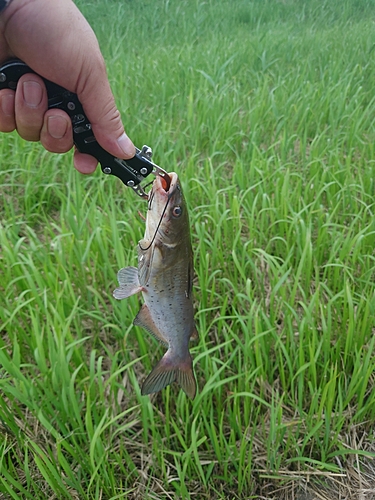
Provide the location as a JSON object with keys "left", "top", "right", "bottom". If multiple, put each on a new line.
{"left": 1, "top": 0, "right": 375, "bottom": 498}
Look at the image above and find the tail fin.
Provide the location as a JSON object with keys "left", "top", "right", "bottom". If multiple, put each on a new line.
{"left": 141, "top": 351, "right": 196, "bottom": 399}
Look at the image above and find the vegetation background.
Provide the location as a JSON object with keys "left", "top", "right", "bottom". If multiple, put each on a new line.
{"left": 1, "top": 0, "right": 375, "bottom": 498}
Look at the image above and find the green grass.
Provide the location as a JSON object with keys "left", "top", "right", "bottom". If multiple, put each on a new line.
{"left": 1, "top": 0, "right": 375, "bottom": 498}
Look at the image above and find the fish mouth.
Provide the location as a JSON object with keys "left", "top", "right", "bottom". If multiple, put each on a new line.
{"left": 159, "top": 172, "right": 171, "bottom": 192}
{"left": 143, "top": 171, "right": 178, "bottom": 246}
{"left": 147, "top": 172, "right": 179, "bottom": 213}
{"left": 154, "top": 172, "right": 178, "bottom": 197}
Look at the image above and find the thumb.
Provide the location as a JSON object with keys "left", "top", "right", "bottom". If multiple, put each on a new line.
{"left": 76, "top": 57, "right": 135, "bottom": 160}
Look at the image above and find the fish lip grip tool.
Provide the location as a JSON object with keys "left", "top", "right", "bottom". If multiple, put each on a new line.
{"left": 0, "top": 59, "right": 171, "bottom": 199}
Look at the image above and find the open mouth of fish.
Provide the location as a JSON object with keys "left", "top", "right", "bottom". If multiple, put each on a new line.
{"left": 159, "top": 172, "right": 171, "bottom": 192}
{"left": 149, "top": 171, "right": 179, "bottom": 205}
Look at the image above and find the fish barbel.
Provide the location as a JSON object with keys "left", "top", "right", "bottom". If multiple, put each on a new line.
{"left": 113, "top": 172, "right": 197, "bottom": 399}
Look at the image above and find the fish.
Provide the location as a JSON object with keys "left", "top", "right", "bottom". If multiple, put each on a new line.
{"left": 113, "top": 172, "right": 197, "bottom": 399}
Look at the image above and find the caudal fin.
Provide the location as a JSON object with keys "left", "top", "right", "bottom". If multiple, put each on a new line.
{"left": 141, "top": 351, "right": 196, "bottom": 399}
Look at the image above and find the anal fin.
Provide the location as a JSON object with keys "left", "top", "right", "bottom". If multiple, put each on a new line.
{"left": 134, "top": 304, "right": 169, "bottom": 347}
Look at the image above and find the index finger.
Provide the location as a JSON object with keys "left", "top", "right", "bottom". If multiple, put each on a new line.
{"left": 0, "top": 88, "right": 15, "bottom": 132}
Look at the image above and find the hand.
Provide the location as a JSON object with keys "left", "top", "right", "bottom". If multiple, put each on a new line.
{"left": 0, "top": 0, "right": 135, "bottom": 173}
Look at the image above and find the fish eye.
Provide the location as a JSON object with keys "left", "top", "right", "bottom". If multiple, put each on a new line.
{"left": 172, "top": 205, "right": 183, "bottom": 218}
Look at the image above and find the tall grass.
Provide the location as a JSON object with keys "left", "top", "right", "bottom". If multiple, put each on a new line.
{"left": 1, "top": 0, "right": 375, "bottom": 498}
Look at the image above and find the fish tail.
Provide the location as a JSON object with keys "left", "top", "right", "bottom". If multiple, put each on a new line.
{"left": 176, "top": 359, "right": 196, "bottom": 399}
{"left": 141, "top": 351, "right": 196, "bottom": 399}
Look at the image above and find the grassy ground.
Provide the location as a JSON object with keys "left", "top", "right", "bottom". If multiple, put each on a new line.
{"left": 1, "top": 0, "right": 375, "bottom": 498}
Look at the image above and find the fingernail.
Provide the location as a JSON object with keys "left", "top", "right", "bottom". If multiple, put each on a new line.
{"left": 23, "top": 81, "right": 43, "bottom": 108}
{"left": 1, "top": 93, "right": 14, "bottom": 116}
{"left": 117, "top": 132, "right": 135, "bottom": 158}
{"left": 47, "top": 115, "right": 69, "bottom": 139}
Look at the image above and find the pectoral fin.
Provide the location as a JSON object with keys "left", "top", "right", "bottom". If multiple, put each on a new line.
{"left": 117, "top": 266, "right": 139, "bottom": 286}
{"left": 113, "top": 266, "right": 143, "bottom": 299}
{"left": 134, "top": 304, "right": 169, "bottom": 347}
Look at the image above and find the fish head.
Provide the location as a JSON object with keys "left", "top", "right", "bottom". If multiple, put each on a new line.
{"left": 144, "top": 172, "right": 190, "bottom": 245}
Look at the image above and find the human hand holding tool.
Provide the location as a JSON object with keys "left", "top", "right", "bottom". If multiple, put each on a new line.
{"left": 0, "top": 0, "right": 136, "bottom": 175}
{"left": 0, "top": 59, "right": 171, "bottom": 198}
